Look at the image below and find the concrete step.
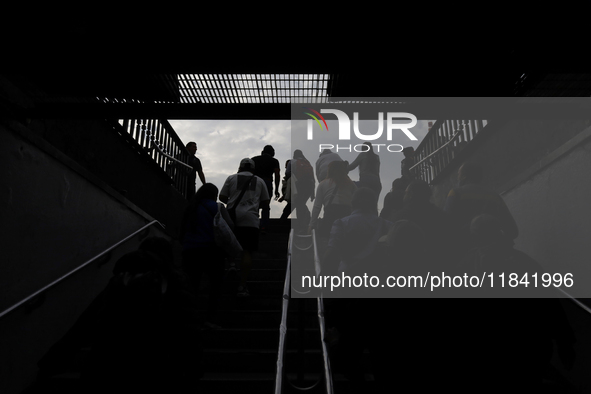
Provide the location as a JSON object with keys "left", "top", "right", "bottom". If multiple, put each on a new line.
{"left": 201, "top": 327, "right": 322, "bottom": 350}
{"left": 245, "top": 268, "right": 286, "bottom": 281}
{"left": 197, "top": 372, "right": 342, "bottom": 394}
{"left": 199, "top": 294, "right": 284, "bottom": 311}
{"left": 220, "top": 279, "right": 286, "bottom": 296}
{"left": 201, "top": 348, "right": 324, "bottom": 374}
{"left": 198, "top": 283, "right": 322, "bottom": 311}
{"left": 203, "top": 309, "right": 319, "bottom": 329}
{"left": 26, "top": 372, "right": 379, "bottom": 394}
{"left": 196, "top": 373, "right": 379, "bottom": 394}
{"left": 196, "top": 373, "right": 275, "bottom": 394}
{"left": 254, "top": 246, "right": 291, "bottom": 255}
{"left": 226, "top": 258, "right": 287, "bottom": 270}
{"left": 175, "top": 220, "right": 326, "bottom": 393}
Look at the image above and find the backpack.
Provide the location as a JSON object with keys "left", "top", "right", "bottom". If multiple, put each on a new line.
{"left": 293, "top": 159, "right": 314, "bottom": 183}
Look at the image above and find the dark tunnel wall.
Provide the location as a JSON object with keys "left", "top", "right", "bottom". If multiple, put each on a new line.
{"left": 0, "top": 120, "right": 176, "bottom": 393}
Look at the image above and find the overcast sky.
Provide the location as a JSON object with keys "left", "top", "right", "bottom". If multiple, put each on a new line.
{"left": 169, "top": 118, "right": 433, "bottom": 218}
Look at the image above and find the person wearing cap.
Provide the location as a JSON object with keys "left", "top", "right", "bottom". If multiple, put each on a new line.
{"left": 220, "top": 158, "right": 270, "bottom": 297}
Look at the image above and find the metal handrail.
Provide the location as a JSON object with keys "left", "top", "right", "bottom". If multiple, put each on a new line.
{"left": 312, "top": 229, "right": 335, "bottom": 394}
{"left": 275, "top": 229, "right": 334, "bottom": 394}
{"left": 408, "top": 119, "right": 487, "bottom": 184}
{"left": 0, "top": 220, "right": 166, "bottom": 320}
{"left": 291, "top": 233, "right": 313, "bottom": 296}
{"left": 558, "top": 288, "right": 591, "bottom": 315}
{"left": 116, "top": 119, "right": 192, "bottom": 198}
{"left": 408, "top": 131, "right": 461, "bottom": 172}
{"left": 275, "top": 229, "right": 294, "bottom": 394}
{"left": 146, "top": 131, "right": 192, "bottom": 170}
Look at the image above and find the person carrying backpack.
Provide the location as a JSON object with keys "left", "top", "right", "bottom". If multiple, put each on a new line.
{"left": 220, "top": 158, "right": 270, "bottom": 296}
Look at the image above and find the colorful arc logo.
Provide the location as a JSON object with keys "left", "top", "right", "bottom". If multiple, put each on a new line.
{"left": 303, "top": 107, "right": 328, "bottom": 131}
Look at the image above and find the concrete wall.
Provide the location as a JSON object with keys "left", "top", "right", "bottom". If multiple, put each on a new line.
{"left": 429, "top": 119, "right": 591, "bottom": 208}
{"left": 428, "top": 119, "right": 591, "bottom": 293}
{"left": 26, "top": 117, "right": 188, "bottom": 235}
{"left": 428, "top": 120, "right": 591, "bottom": 391}
{"left": 500, "top": 128, "right": 591, "bottom": 392}
{"left": 0, "top": 75, "right": 191, "bottom": 393}
{"left": 0, "top": 121, "right": 172, "bottom": 394}
{"left": 501, "top": 127, "right": 591, "bottom": 289}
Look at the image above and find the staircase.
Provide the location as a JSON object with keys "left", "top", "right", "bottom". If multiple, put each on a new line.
{"left": 21, "top": 219, "right": 334, "bottom": 394}
{"left": 197, "top": 218, "right": 293, "bottom": 393}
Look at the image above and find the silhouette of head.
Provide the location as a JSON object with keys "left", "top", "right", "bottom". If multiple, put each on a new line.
{"left": 186, "top": 142, "right": 197, "bottom": 155}
{"left": 458, "top": 161, "right": 483, "bottom": 185}
{"left": 293, "top": 149, "right": 305, "bottom": 159}
{"left": 351, "top": 187, "right": 378, "bottom": 214}
{"left": 391, "top": 177, "right": 410, "bottom": 192}
{"left": 262, "top": 145, "right": 275, "bottom": 156}
{"left": 363, "top": 142, "right": 374, "bottom": 152}
{"left": 184, "top": 183, "right": 220, "bottom": 236}
{"left": 403, "top": 180, "right": 431, "bottom": 204}
{"left": 327, "top": 160, "right": 347, "bottom": 180}
{"left": 239, "top": 158, "right": 255, "bottom": 173}
{"left": 194, "top": 182, "right": 219, "bottom": 202}
{"left": 402, "top": 147, "right": 414, "bottom": 158}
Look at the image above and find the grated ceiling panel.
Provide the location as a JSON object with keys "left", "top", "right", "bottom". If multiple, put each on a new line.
{"left": 176, "top": 74, "right": 333, "bottom": 104}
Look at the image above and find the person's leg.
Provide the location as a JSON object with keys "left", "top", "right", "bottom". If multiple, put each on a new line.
{"left": 260, "top": 179, "right": 272, "bottom": 230}
{"left": 181, "top": 248, "right": 203, "bottom": 298}
{"left": 235, "top": 227, "right": 258, "bottom": 296}
{"left": 280, "top": 202, "right": 291, "bottom": 220}
{"left": 294, "top": 193, "right": 311, "bottom": 230}
{"left": 186, "top": 179, "right": 196, "bottom": 201}
{"left": 203, "top": 246, "right": 225, "bottom": 321}
{"left": 291, "top": 196, "right": 302, "bottom": 229}
{"left": 239, "top": 250, "right": 252, "bottom": 290}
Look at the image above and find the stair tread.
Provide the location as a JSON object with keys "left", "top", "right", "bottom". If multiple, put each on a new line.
{"left": 201, "top": 373, "right": 276, "bottom": 381}
{"left": 204, "top": 348, "right": 321, "bottom": 354}
{"left": 203, "top": 327, "right": 317, "bottom": 332}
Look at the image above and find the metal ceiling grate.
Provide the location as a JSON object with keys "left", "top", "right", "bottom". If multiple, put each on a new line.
{"left": 176, "top": 74, "right": 333, "bottom": 104}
